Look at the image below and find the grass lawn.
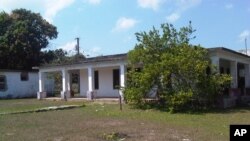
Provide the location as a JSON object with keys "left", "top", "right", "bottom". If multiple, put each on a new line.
{"left": 0, "top": 99, "right": 250, "bottom": 141}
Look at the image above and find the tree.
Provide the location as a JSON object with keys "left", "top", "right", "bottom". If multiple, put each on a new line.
{"left": 40, "top": 49, "right": 68, "bottom": 65}
{"left": 0, "top": 9, "right": 58, "bottom": 70}
{"left": 40, "top": 49, "right": 86, "bottom": 65}
{"left": 124, "top": 22, "right": 231, "bottom": 112}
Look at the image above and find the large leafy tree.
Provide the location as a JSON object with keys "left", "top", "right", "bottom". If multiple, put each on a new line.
{"left": 124, "top": 22, "right": 231, "bottom": 112}
{"left": 0, "top": 9, "right": 58, "bottom": 69}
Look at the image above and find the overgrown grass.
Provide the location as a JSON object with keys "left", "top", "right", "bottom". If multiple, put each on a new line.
{"left": 0, "top": 99, "right": 250, "bottom": 141}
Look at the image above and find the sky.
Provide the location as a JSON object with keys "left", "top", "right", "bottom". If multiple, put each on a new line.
{"left": 0, "top": 0, "right": 250, "bottom": 57}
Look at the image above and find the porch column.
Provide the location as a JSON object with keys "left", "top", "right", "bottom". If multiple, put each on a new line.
{"left": 211, "top": 56, "right": 220, "bottom": 72}
{"left": 67, "top": 72, "right": 71, "bottom": 92}
{"left": 119, "top": 64, "right": 125, "bottom": 100}
{"left": 61, "top": 69, "right": 70, "bottom": 99}
{"left": 38, "top": 71, "right": 44, "bottom": 92}
{"left": 245, "top": 64, "right": 250, "bottom": 87}
{"left": 87, "top": 67, "right": 93, "bottom": 100}
{"left": 230, "top": 61, "right": 238, "bottom": 88}
{"left": 37, "top": 71, "right": 46, "bottom": 99}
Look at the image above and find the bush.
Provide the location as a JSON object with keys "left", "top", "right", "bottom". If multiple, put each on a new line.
{"left": 167, "top": 90, "right": 193, "bottom": 113}
{"left": 124, "top": 87, "right": 144, "bottom": 105}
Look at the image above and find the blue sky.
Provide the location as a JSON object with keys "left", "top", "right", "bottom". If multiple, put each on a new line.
{"left": 0, "top": 0, "right": 250, "bottom": 56}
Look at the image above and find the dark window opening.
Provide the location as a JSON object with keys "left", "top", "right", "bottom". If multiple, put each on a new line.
{"left": 20, "top": 72, "right": 29, "bottom": 81}
{"left": 94, "top": 71, "right": 99, "bottom": 90}
{"left": 0, "top": 75, "right": 7, "bottom": 91}
{"left": 113, "top": 69, "right": 120, "bottom": 89}
{"left": 206, "top": 67, "right": 211, "bottom": 75}
{"left": 220, "top": 67, "right": 224, "bottom": 74}
{"left": 135, "top": 68, "right": 142, "bottom": 72}
{"left": 72, "top": 73, "right": 79, "bottom": 83}
{"left": 226, "top": 68, "right": 230, "bottom": 74}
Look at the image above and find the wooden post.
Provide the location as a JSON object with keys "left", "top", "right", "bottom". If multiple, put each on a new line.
{"left": 119, "top": 95, "right": 122, "bottom": 111}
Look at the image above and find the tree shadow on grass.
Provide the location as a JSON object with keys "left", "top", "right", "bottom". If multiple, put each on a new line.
{"left": 129, "top": 101, "right": 250, "bottom": 115}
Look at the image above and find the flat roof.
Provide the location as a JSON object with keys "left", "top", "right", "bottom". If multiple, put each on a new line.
{"left": 208, "top": 47, "right": 250, "bottom": 59}
{"left": 39, "top": 53, "right": 127, "bottom": 68}
{"left": 36, "top": 47, "right": 250, "bottom": 69}
{"left": 0, "top": 69, "right": 38, "bottom": 72}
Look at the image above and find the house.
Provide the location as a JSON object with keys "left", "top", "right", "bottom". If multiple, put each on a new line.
{"left": 37, "top": 53, "right": 127, "bottom": 99}
{"left": 209, "top": 47, "right": 250, "bottom": 107}
{"left": 36, "top": 47, "right": 250, "bottom": 107}
{"left": 0, "top": 70, "right": 39, "bottom": 98}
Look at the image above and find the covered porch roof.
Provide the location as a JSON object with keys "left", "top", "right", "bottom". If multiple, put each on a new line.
{"left": 37, "top": 53, "right": 127, "bottom": 72}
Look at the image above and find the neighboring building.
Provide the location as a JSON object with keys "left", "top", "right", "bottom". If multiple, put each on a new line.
{"left": 37, "top": 47, "right": 250, "bottom": 107}
{"left": 0, "top": 70, "right": 39, "bottom": 98}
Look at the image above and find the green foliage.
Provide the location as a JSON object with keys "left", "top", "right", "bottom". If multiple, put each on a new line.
{"left": 41, "top": 49, "right": 86, "bottom": 66}
{"left": 0, "top": 9, "right": 58, "bottom": 70}
{"left": 124, "top": 22, "right": 232, "bottom": 112}
{"left": 167, "top": 90, "right": 193, "bottom": 113}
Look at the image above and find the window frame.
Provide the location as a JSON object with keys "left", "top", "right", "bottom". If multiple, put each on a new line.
{"left": 20, "top": 72, "right": 29, "bottom": 81}
{"left": 113, "top": 69, "right": 120, "bottom": 89}
{"left": 94, "top": 70, "right": 99, "bottom": 90}
{"left": 0, "top": 75, "right": 7, "bottom": 91}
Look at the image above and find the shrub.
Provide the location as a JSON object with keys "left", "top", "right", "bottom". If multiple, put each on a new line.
{"left": 167, "top": 90, "right": 193, "bottom": 113}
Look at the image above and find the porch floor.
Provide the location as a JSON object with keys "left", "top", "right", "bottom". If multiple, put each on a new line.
{"left": 44, "top": 97, "right": 119, "bottom": 103}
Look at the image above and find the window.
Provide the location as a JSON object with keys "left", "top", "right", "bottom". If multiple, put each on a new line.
{"left": 226, "top": 68, "right": 230, "bottom": 74}
{"left": 206, "top": 67, "right": 211, "bottom": 75}
{"left": 113, "top": 69, "right": 120, "bottom": 89}
{"left": 20, "top": 72, "right": 29, "bottom": 81}
{"left": 0, "top": 75, "right": 7, "bottom": 91}
{"left": 94, "top": 70, "right": 99, "bottom": 90}
{"left": 72, "top": 73, "right": 79, "bottom": 83}
{"left": 220, "top": 67, "right": 224, "bottom": 74}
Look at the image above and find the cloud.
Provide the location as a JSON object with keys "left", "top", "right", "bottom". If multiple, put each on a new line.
{"left": 239, "top": 30, "right": 250, "bottom": 42}
{"left": 166, "top": 12, "right": 180, "bottom": 23}
{"left": 58, "top": 41, "right": 77, "bottom": 55}
{"left": 0, "top": 0, "right": 75, "bottom": 23}
{"left": 112, "top": 17, "right": 138, "bottom": 32}
{"left": 44, "top": 0, "right": 75, "bottom": 23}
{"left": 225, "top": 3, "right": 233, "bottom": 9}
{"left": 175, "top": 0, "right": 202, "bottom": 11}
{"left": 137, "top": 0, "right": 163, "bottom": 11}
{"left": 0, "top": 0, "right": 43, "bottom": 12}
{"left": 85, "top": 0, "right": 102, "bottom": 5}
{"left": 165, "top": 0, "right": 202, "bottom": 23}
{"left": 85, "top": 46, "right": 102, "bottom": 57}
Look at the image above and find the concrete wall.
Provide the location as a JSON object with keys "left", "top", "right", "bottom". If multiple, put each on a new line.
{"left": 80, "top": 69, "right": 88, "bottom": 97}
{"left": 80, "top": 67, "right": 120, "bottom": 98}
{"left": 0, "top": 71, "right": 38, "bottom": 98}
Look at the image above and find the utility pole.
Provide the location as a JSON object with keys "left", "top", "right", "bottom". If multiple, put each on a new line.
{"left": 245, "top": 38, "right": 248, "bottom": 55}
{"left": 75, "top": 37, "right": 80, "bottom": 55}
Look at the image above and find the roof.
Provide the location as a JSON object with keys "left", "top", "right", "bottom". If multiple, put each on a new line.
{"left": 37, "top": 47, "right": 250, "bottom": 69}
{"left": 208, "top": 47, "right": 250, "bottom": 59}
{"left": 0, "top": 69, "right": 38, "bottom": 73}
{"left": 39, "top": 53, "right": 128, "bottom": 68}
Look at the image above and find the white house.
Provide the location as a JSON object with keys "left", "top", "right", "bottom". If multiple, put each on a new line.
{"left": 37, "top": 47, "right": 250, "bottom": 107}
{"left": 0, "top": 70, "right": 39, "bottom": 98}
{"left": 37, "top": 53, "right": 127, "bottom": 99}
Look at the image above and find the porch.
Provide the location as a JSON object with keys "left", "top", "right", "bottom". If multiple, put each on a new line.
{"left": 210, "top": 48, "right": 250, "bottom": 108}
{"left": 37, "top": 54, "right": 127, "bottom": 100}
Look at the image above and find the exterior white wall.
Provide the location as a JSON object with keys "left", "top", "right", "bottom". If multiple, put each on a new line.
{"left": 79, "top": 67, "right": 120, "bottom": 98}
{"left": 80, "top": 69, "right": 88, "bottom": 97}
{"left": 0, "top": 71, "right": 38, "bottom": 98}
{"left": 96, "top": 67, "right": 120, "bottom": 98}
